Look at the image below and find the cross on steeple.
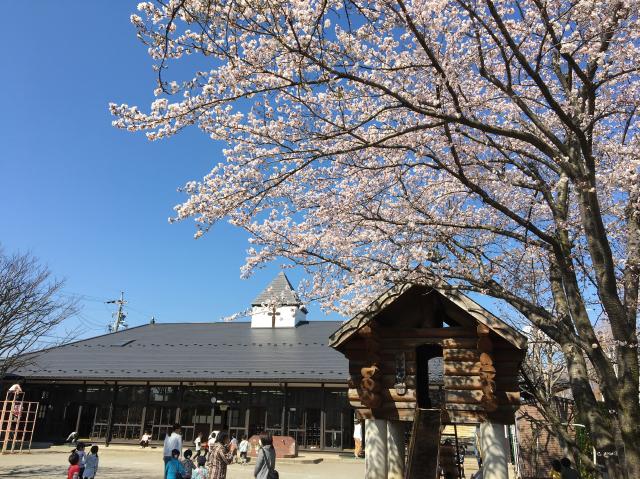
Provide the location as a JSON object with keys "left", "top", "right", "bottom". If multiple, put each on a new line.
{"left": 269, "top": 304, "right": 281, "bottom": 327}
{"left": 251, "top": 272, "right": 307, "bottom": 328}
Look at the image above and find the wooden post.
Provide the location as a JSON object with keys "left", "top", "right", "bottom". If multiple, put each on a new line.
{"left": 0, "top": 391, "right": 10, "bottom": 454}
{"left": 477, "top": 325, "right": 498, "bottom": 412}
{"left": 27, "top": 402, "right": 39, "bottom": 453}
{"left": 387, "top": 420, "right": 405, "bottom": 479}
{"left": 75, "top": 405, "right": 83, "bottom": 435}
{"left": 140, "top": 383, "right": 150, "bottom": 440}
{"left": 176, "top": 383, "right": 184, "bottom": 424}
{"left": 105, "top": 384, "right": 119, "bottom": 447}
{"left": 365, "top": 419, "right": 388, "bottom": 479}
{"left": 281, "top": 383, "right": 288, "bottom": 437}
{"left": 246, "top": 382, "right": 252, "bottom": 438}
{"left": 479, "top": 421, "right": 509, "bottom": 479}
{"left": 320, "top": 384, "right": 326, "bottom": 450}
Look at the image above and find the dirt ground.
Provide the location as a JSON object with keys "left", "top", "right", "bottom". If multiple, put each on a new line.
{"left": 0, "top": 445, "right": 493, "bottom": 478}
{"left": 0, "top": 445, "right": 365, "bottom": 479}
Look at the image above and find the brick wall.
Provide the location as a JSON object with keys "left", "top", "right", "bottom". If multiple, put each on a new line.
{"left": 515, "top": 403, "right": 573, "bottom": 479}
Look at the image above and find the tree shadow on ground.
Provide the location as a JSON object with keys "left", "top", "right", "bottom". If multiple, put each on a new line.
{"left": 0, "top": 466, "right": 153, "bottom": 479}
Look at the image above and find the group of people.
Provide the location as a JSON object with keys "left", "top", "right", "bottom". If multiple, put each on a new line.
{"left": 66, "top": 443, "right": 99, "bottom": 479}
{"left": 163, "top": 423, "right": 276, "bottom": 479}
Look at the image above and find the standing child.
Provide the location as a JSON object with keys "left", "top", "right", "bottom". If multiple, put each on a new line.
{"left": 230, "top": 435, "right": 238, "bottom": 463}
{"left": 83, "top": 445, "right": 99, "bottom": 479}
{"left": 238, "top": 436, "right": 249, "bottom": 465}
{"left": 140, "top": 431, "right": 151, "bottom": 448}
{"left": 192, "top": 456, "right": 207, "bottom": 479}
{"left": 181, "top": 449, "right": 195, "bottom": 479}
{"left": 68, "top": 452, "right": 81, "bottom": 479}
{"left": 75, "top": 443, "right": 87, "bottom": 478}
{"left": 165, "top": 449, "right": 186, "bottom": 479}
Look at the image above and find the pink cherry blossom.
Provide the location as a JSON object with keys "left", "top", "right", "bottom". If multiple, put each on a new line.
{"left": 111, "top": 1, "right": 640, "bottom": 476}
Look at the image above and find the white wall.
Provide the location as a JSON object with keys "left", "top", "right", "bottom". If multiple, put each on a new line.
{"left": 250, "top": 305, "right": 306, "bottom": 328}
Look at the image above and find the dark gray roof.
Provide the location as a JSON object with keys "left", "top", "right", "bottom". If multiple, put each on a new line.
{"left": 252, "top": 272, "right": 301, "bottom": 306}
{"left": 10, "top": 321, "right": 348, "bottom": 383}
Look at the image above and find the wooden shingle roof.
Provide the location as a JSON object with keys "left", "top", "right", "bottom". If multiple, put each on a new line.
{"left": 329, "top": 283, "right": 527, "bottom": 350}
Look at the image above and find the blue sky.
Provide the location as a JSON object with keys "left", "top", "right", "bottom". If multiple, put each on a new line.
{"left": 0, "top": 1, "right": 338, "bottom": 341}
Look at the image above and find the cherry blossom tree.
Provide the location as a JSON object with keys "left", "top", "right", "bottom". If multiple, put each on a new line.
{"left": 111, "top": 0, "right": 640, "bottom": 476}
{"left": 520, "top": 327, "right": 588, "bottom": 469}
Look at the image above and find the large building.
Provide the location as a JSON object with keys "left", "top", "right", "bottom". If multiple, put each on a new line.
{"left": 4, "top": 273, "right": 356, "bottom": 451}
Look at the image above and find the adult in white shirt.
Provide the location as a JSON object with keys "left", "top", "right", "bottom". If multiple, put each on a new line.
{"left": 353, "top": 419, "right": 363, "bottom": 458}
{"left": 163, "top": 424, "right": 183, "bottom": 477}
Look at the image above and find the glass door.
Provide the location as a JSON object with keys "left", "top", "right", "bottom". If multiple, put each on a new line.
{"left": 305, "top": 408, "right": 321, "bottom": 449}
{"left": 324, "top": 407, "right": 343, "bottom": 450}
{"left": 287, "top": 408, "right": 306, "bottom": 446}
{"left": 248, "top": 406, "right": 265, "bottom": 438}
{"left": 227, "top": 407, "right": 247, "bottom": 440}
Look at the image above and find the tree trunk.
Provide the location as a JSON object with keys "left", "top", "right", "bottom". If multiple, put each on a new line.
{"left": 618, "top": 394, "right": 640, "bottom": 479}
{"left": 562, "top": 342, "right": 625, "bottom": 479}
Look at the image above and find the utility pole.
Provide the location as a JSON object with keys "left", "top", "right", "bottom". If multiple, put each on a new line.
{"left": 106, "top": 291, "right": 127, "bottom": 332}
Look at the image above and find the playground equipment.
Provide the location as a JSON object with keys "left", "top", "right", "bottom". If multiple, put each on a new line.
{"left": 0, "top": 385, "right": 39, "bottom": 454}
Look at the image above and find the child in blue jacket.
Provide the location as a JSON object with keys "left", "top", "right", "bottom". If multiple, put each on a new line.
{"left": 165, "top": 449, "right": 186, "bottom": 479}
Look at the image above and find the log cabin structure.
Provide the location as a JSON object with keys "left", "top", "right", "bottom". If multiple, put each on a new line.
{"left": 329, "top": 283, "right": 527, "bottom": 479}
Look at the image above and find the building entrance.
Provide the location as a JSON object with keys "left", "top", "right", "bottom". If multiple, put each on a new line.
{"left": 305, "top": 408, "right": 322, "bottom": 449}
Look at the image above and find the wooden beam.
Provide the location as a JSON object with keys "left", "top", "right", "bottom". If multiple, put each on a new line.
{"left": 442, "top": 410, "right": 487, "bottom": 425}
{"left": 349, "top": 361, "right": 417, "bottom": 375}
{"left": 445, "top": 390, "right": 521, "bottom": 405}
{"left": 443, "top": 348, "right": 524, "bottom": 362}
{"left": 350, "top": 374, "right": 417, "bottom": 389}
{"left": 444, "top": 375, "right": 520, "bottom": 391}
{"left": 442, "top": 338, "right": 479, "bottom": 349}
{"left": 348, "top": 388, "right": 417, "bottom": 403}
{"left": 355, "top": 407, "right": 417, "bottom": 422}
{"left": 444, "top": 361, "right": 481, "bottom": 376}
{"left": 443, "top": 349, "right": 480, "bottom": 361}
{"left": 445, "top": 361, "right": 521, "bottom": 377}
{"left": 377, "top": 327, "right": 478, "bottom": 338}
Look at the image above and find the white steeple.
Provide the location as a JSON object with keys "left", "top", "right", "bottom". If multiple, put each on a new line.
{"left": 250, "top": 272, "right": 307, "bottom": 328}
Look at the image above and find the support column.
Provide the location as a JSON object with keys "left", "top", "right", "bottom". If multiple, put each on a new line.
{"left": 479, "top": 421, "right": 509, "bottom": 479}
{"left": 387, "top": 420, "right": 406, "bottom": 479}
{"left": 365, "top": 419, "right": 388, "bottom": 479}
{"left": 320, "top": 384, "right": 326, "bottom": 450}
{"left": 282, "top": 383, "right": 288, "bottom": 437}
{"left": 105, "top": 384, "right": 119, "bottom": 447}
{"left": 75, "top": 405, "right": 83, "bottom": 434}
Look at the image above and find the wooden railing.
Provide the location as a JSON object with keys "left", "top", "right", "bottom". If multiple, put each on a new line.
{"left": 405, "top": 408, "right": 442, "bottom": 479}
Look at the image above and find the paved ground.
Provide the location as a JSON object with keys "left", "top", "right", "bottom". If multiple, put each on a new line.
{"left": 0, "top": 445, "right": 366, "bottom": 479}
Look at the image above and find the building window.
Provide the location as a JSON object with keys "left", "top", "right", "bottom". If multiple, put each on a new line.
{"left": 150, "top": 386, "right": 177, "bottom": 403}
{"left": 117, "top": 386, "right": 147, "bottom": 404}
{"left": 286, "top": 388, "right": 323, "bottom": 449}
{"left": 111, "top": 405, "right": 144, "bottom": 440}
{"left": 85, "top": 386, "right": 113, "bottom": 403}
{"left": 254, "top": 388, "right": 284, "bottom": 436}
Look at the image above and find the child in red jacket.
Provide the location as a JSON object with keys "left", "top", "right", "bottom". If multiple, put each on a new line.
{"left": 68, "top": 452, "right": 81, "bottom": 479}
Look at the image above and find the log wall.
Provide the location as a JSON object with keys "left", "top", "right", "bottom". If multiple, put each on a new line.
{"left": 343, "top": 325, "right": 522, "bottom": 425}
